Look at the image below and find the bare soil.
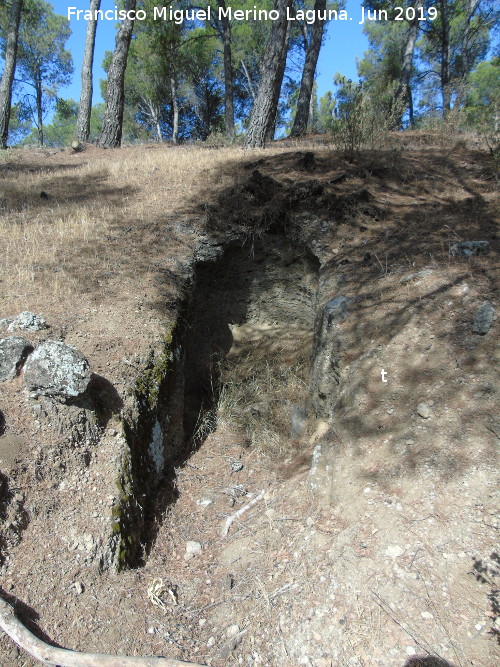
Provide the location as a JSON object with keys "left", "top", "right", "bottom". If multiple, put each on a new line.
{"left": 0, "top": 136, "right": 498, "bottom": 666}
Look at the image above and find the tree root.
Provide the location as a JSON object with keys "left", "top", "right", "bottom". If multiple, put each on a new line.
{"left": 0, "top": 596, "right": 206, "bottom": 667}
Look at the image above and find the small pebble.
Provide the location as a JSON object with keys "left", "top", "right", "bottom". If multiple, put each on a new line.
{"left": 417, "top": 403, "right": 431, "bottom": 419}
{"left": 184, "top": 540, "right": 202, "bottom": 561}
{"left": 207, "top": 636, "right": 215, "bottom": 647}
{"left": 226, "top": 624, "right": 240, "bottom": 638}
{"left": 386, "top": 545, "right": 404, "bottom": 558}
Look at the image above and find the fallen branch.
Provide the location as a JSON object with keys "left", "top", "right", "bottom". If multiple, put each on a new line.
{"left": 0, "top": 596, "right": 205, "bottom": 667}
{"left": 221, "top": 489, "right": 266, "bottom": 537}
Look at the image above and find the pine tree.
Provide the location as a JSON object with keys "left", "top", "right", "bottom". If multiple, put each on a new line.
{"left": 76, "top": 0, "right": 101, "bottom": 143}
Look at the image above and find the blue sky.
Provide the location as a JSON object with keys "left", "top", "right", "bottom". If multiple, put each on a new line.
{"left": 51, "top": 0, "right": 369, "bottom": 105}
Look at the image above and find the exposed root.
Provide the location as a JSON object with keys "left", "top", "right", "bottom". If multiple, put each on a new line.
{"left": 0, "top": 596, "right": 205, "bottom": 667}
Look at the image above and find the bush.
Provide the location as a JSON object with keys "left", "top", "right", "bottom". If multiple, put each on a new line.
{"left": 331, "top": 81, "right": 403, "bottom": 156}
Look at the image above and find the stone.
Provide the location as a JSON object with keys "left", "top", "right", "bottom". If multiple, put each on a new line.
{"left": 0, "top": 336, "right": 33, "bottom": 381}
{"left": 230, "top": 460, "right": 244, "bottom": 472}
{"left": 450, "top": 240, "right": 489, "bottom": 257}
{"left": 74, "top": 581, "right": 84, "bottom": 594}
{"left": 472, "top": 301, "right": 495, "bottom": 335}
{"left": 226, "top": 624, "right": 240, "bottom": 638}
{"left": 386, "top": 545, "right": 404, "bottom": 558}
{"left": 184, "top": 540, "right": 202, "bottom": 560}
{"left": 3, "top": 311, "right": 47, "bottom": 332}
{"left": 417, "top": 403, "right": 431, "bottom": 419}
{"left": 324, "top": 295, "right": 352, "bottom": 325}
{"left": 24, "top": 340, "right": 91, "bottom": 400}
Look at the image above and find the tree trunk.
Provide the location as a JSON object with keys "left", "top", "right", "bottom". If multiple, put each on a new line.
{"left": 98, "top": 0, "right": 136, "bottom": 148}
{"left": 456, "top": 0, "right": 480, "bottom": 106}
{"left": 217, "top": 0, "right": 235, "bottom": 139}
{"left": 408, "top": 83, "right": 414, "bottom": 127}
{"left": 76, "top": 0, "right": 101, "bottom": 143}
{"left": 241, "top": 60, "right": 256, "bottom": 100}
{"left": 0, "top": 0, "right": 23, "bottom": 149}
{"left": 155, "top": 113, "right": 162, "bottom": 143}
{"left": 266, "top": 18, "right": 291, "bottom": 143}
{"left": 141, "top": 97, "right": 162, "bottom": 142}
{"left": 36, "top": 77, "right": 43, "bottom": 146}
{"left": 244, "top": 0, "right": 292, "bottom": 148}
{"left": 439, "top": 0, "right": 451, "bottom": 114}
{"left": 290, "top": 0, "right": 326, "bottom": 137}
{"left": 393, "top": 0, "right": 422, "bottom": 129}
{"left": 170, "top": 75, "right": 179, "bottom": 144}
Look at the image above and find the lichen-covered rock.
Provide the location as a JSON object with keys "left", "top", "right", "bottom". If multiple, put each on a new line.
{"left": 24, "top": 340, "right": 91, "bottom": 399}
{"left": 0, "top": 311, "right": 47, "bottom": 332}
{"left": 0, "top": 337, "right": 33, "bottom": 381}
{"left": 472, "top": 301, "right": 495, "bottom": 335}
{"left": 450, "top": 240, "right": 489, "bottom": 257}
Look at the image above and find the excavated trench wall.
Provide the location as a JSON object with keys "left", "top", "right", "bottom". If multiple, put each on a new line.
{"left": 114, "top": 231, "right": 342, "bottom": 568}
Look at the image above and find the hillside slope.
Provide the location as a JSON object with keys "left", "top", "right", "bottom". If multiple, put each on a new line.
{"left": 0, "top": 137, "right": 498, "bottom": 666}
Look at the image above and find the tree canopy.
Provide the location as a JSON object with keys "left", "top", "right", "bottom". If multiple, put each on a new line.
{"left": 1, "top": 0, "right": 498, "bottom": 147}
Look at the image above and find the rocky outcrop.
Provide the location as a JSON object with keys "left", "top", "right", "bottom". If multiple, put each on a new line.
{"left": 23, "top": 341, "right": 91, "bottom": 400}
{"left": 310, "top": 295, "right": 352, "bottom": 420}
{"left": 0, "top": 337, "right": 33, "bottom": 381}
{"left": 0, "top": 312, "right": 47, "bottom": 332}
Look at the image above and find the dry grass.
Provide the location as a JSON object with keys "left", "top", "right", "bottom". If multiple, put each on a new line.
{"left": 0, "top": 143, "right": 306, "bottom": 316}
{"left": 216, "top": 345, "right": 312, "bottom": 459}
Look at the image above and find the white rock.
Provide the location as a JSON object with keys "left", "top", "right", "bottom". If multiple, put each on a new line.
{"left": 186, "top": 540, "right": 202, "bottom": 554}
{"left": 417, "top": 403, "right": 431, "bottom": 418}
{"left": 386, "top": 545, "right": 404, "bottom": 558}
{"left": 226, "top": 624, "right": 240, "bottom": 638}
{"left": 207, "top": 636, "right": 215, "bottom": 647}
{"left": 184, "top": 540, "right": 202, "bottom": 560}
{"left": 421, "top": 611, "right": 434, "bottom": 620}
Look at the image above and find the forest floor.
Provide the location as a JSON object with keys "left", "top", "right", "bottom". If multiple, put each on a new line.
{"left": 0, "top": 133, "right": 498, "bottom": 667}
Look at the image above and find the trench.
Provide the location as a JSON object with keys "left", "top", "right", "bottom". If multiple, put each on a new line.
{"left": 183, "top": 235, "right": 321, "bottom": 449}
{"left": 120, "top": 232, "right": 322, "bottom": 567}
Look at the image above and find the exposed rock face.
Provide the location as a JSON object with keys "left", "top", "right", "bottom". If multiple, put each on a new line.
{"left": 450, "top": 240, "right": 489, "bottom": 257}
{"left": 0, "top": 337, "right": 33, "bottom": 381}
{"left": 29, "top": 394, "right": 100, "bottom": 446}
{"left": 23, "top": 340, "right": 91, "bottom": 400}
{"left": 472, "top": 301, "right": 495, "bottom": 335}
{"left": 310, "top": 295, "right": 352, "bottom": 420}
{"left": 0, "top": 312, "right": 47, "bottom": 332}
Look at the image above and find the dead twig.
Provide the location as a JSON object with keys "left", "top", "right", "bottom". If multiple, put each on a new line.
{"left": 220, "top": 489, "right": 266, "bottom": 537}
{"left": 0, "top": 596, "right": 206, "bottom": 667}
